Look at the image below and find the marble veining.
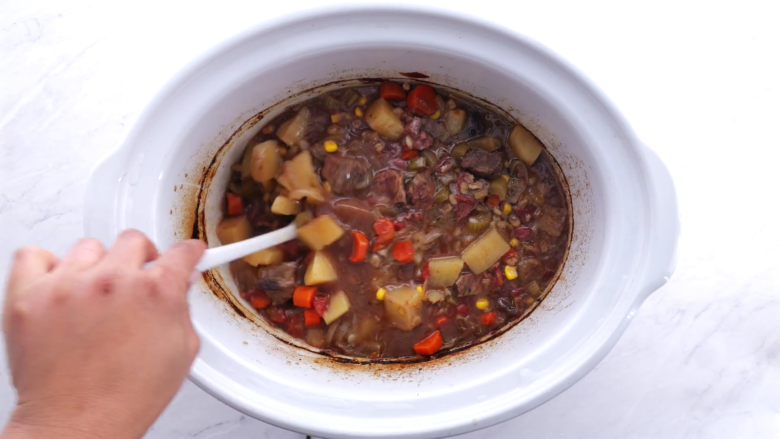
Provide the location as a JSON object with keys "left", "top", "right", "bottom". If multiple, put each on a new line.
{"left": 2, "top": 0, "right": 779, "bottom": 438}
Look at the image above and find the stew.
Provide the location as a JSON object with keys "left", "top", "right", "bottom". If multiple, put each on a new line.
{"left": 217, "top": 81, "right": 570, "bottom": 359}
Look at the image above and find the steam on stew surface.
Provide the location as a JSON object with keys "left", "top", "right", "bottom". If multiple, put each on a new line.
{"left": 217, "top": 81, "right": 569, "bottom": 359}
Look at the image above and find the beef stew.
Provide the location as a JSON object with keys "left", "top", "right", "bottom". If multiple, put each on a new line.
{"left": 217, "top": 82, "right": 570, "bottom": 359}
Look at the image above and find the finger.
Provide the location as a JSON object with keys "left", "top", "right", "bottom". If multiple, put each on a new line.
{"left": 55, "top": 238, "right": 106, "bottom": 273}
{"left": 147, "top": 240, "right": 206, "bottom": 294}
{"left": 102, "top": 230, "right": 159, "bottom": 269}
{"left": 7, "top": 246, "right": 59, "bottom": 292}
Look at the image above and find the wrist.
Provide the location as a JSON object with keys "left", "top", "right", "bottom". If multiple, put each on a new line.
{"left": 2, "top": 403, "right": 137, "bottom": 439}
{"left": 2, "top": 413, "right": 98, "bottom": 439}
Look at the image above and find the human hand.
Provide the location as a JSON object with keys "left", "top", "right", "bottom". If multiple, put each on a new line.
{"left": 2, "top": 231, "right": 206, "bottom": 439}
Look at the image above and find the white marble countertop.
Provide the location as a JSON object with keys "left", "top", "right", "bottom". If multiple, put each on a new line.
{"left": 2, "top": 0, "right": 779, "bottom": 438}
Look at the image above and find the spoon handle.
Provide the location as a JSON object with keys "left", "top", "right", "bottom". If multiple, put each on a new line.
{"left": 195, "top": 223, "right": 298, "bottom": 272}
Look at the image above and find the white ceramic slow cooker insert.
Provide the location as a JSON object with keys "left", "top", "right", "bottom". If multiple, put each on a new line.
{"left": 84, "top": 6, "right": 679, "bottom": 438}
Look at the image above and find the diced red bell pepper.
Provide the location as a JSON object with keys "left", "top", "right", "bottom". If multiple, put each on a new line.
{"left": 226, "top": 192, "right": 243, "bottom": 216}
{"left": 479, "top": 311, "right": 497, "bottom": 326}
{"left": 435, "top": 316, "right": 449, "bottom": 327}
{"left": 401, "top": 149, "right": 418, "bottom": 160}
{"left": 486, "top": 194, "right": 501, "bottom": 208}
{"left": 250, "top": 291, "right": 270, "bottom": 309}
{"left": 421, "top": 260, "right": 431, "bottom": 281}
{"left": 502, "top": 249, "right": 518, "bottom": 263}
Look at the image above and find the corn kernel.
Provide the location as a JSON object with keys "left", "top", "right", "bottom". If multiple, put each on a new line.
{"left": 504, "top": 160, "right": 509, "bottom": 167}
{"left": 324, "top": 140, "right": 338, "bottom": 153}
{"left": 475, "top": 297, "right": 489, "bottom": 310}
{"left": 501, "top": 202, "right": 512, "bottom": 216}
{"left": 323, "top": 181, "right": 332, "bottom": 192}
{"left": 504, "top": 265, "right": 518, "bottom": 280}
{"left": 510, "top": 238, "right": 519, "bottom": 247}
{"left": 355, "top": 107, "right": 364, "bottom": 117}
{"left": 430, "top": 110, "right": 441, "bottom": 119}
{"left": 331, "top": 113, "right": 341, "bottom": 124}
{"left": 376, "top": 288, "right": 387, "bottom": 301}
{"left": 501, "top": 174, "right": 510, "bottom": 182}
{"left": 416, "top": 285, "right": 423, "bottom": 293}
{"left": 359, "top": 95, "right": 367, "bottom": 105}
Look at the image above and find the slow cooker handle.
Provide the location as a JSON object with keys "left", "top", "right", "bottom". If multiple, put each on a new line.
{"left": 83, "top": 149, "right": 127, "bottom": 246}
{"left": 637, "top": 144, "right": 680, "bottom": 299}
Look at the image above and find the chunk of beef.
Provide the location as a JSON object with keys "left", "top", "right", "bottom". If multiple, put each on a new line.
{"left": 453, "top": 200, "right": 477, "bottom": 223}
{"left": 455, "top": 272, "right": 487, "bottom": 296}
{"left": 453, "top": 172, "right": 489, "bottom": 201}
{"left": 230, "top": 260, "right": 258, "bottom": 292}
{"left": 256, "top": 262, "right": 297, "bottom": 305}
{"left": 506, "top": 177, "right": 526, "bottom": 204}
{"left": 511, "top": 160, "right": 529, "bottom": 181}
{"left": 536, "top": 205, "right": 567, "bottom": 237}
{"left": 422, "top": 118, "right": 449, "bottom": 141}
{"left": 321, "top": 155, "right": 373, "bottom": 195}
{"left": 407, "top": 171, "right": 436, "bottom": 209}
{"left": 405, "top": 117, "right": 423, "bottom": 135}
{"left": 461, "top": 149, "right": 503, "bottom": 178}
{"left": 397, "top": 263, "right": 415, "bottom": 282}
{"left": 245, "top": 198, "right": 286, "bottom": 232}
{"left": 436, "top": 156, "right": 455, "bottom": 174}
{"left": 517, "top": 258, "right": 544, "bottom": 283}
{"left": 373, "top": 169, "right": 407, "bottom": 205}
{"left": 332, "top": 199, "right": 377, "bottom": 231}
{"left": 404, "top": 117, "right": 434, "bottom": 150}
{"left": 304, "top": 110, "right": 331, "bottom": 144}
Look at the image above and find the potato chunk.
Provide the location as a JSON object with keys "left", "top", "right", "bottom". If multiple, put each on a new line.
{"left": 467, "top": 136, "right": 501, "bottom": 152}
{"left": 270, "top": 195, "right": 301, "bottom": 215}
{"left": 384, "top": 286, "right": 423, "bottom": 331}
{"left": 250, "top": 140, "right": 282, "bottom": 184}
{"left": 276, "top": 151, "right": 325, "bottom": 202}
{"left": 216, "top": 215, "right": 251, "bottom": 245}
{"left": 304, "top": 251, "right": 337, "bottom": 285}
{"left": 427, "top": 256, "right": 464, "bottom": 287}
{"left": 508, "top": 124, "right": 543, "bottom": 166}
{"left": 365, "top": 98, "right": 404, "bottom": 140}
{"left": 444, "top": 109, "right": 466, "bottom": 134}
{"left": 297, "top": 215, "right": 344, "bottom": 250}
{"left": 242, "top": 247, "right": 283, "bottom": 266}
{"left": 276, "top": 107, "right": 311, "bottom": 146}
{"left": 323, "top": 290, "right": 351, "bottom": 325}
{"left": 461, "top": 227, "right": 510, "bottom": 274}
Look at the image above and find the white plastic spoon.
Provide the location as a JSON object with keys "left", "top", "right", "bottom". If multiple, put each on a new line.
{"left": 195, "top": 223, "right": 297, "bottom": 272}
